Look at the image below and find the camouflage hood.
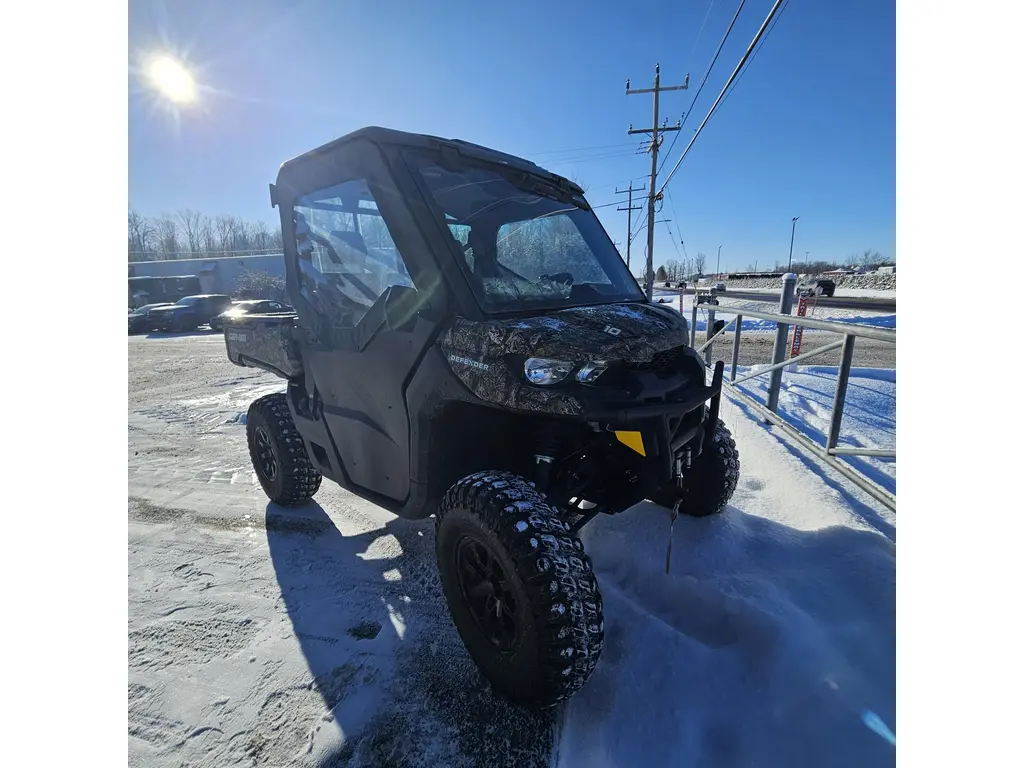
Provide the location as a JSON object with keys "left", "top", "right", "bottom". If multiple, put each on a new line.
{"left": 441, "top": 301, "right": 689, "bottom": 365}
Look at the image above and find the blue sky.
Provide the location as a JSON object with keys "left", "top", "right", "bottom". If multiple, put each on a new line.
{"left": 128, "top": 0, "right": 895, "bottom": 273}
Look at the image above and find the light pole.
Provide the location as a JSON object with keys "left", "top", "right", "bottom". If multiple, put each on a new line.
{"left": 787, "top": 217, "right": 800, "bottom": 271}
{"left": 717, "top": 244, "right": 722, "bottom": 277}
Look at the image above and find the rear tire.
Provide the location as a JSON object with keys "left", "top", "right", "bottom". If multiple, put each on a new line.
{"left": 652, "top": 418, "right": 740, "bottom": 517}
{"left": 246, "top": 393, "right": 321, "bottom": 506}
{"left": 435, "top": 471, "right": 604, "bottom": 709}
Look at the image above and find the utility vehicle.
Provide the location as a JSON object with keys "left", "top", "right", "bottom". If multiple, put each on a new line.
{"left": 225, "top": 127, "right": 740, "bottom": 708}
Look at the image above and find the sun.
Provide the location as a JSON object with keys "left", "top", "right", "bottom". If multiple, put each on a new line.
{"left": 146, "top": 55, "right": 196, "bottom": 104}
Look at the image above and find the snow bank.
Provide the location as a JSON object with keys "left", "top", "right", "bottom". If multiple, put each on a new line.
{"left": 726, "top": 287, "right": 896, "bottom": 299}
{"left": 558, "top": 395, "right": 896, "bottom": 768}
{"left": 654, "top": 294, "right": 897, "bottom": 333}
{"left": 733, "top": 365, "right": 896, "bottom": 494}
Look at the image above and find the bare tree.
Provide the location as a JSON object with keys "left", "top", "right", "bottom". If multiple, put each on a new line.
{"left": 128, "top": 208, "right": 155, "bottom": 261}
{"left": 200, "top": 216, "right": 216, "bottom": 256}
{"left": 176, "top": 209, "right": 206, "bottom": 256}
{"left": 249, "top": 220, "right": 272, "bottom": 251}
{"left": 154, "top": 215, "right": 180, "bottom": 259}
{"left": 694, "top": 252, "right": 706, "bottom": 276}
{"left": 213, "top": 215, "right": 232, "bottom": 252}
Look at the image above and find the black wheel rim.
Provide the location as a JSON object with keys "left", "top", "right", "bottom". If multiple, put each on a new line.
{"left": 253, "top": 426, "right": 279, "bottom": 482}
{"left": 455, "top": 536, "right": 519, "bottom": 651}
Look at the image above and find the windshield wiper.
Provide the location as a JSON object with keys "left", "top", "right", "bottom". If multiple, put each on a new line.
{"left": 511, "top": 173, "right": 590, "bottom": 211}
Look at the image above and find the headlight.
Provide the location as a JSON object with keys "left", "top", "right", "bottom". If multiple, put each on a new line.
{"left": 575, "top": 361, "right": 608, "bottom": 383}
{"left": 524, "top": 358, "right": 572, "bottom": 386}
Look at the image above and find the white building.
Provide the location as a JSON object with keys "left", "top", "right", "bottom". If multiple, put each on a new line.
{"left": 127, "top": 253, "right": 286, "bottom": 296}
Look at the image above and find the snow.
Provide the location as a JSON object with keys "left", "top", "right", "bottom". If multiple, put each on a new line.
{"left": 559, "top": 388, "right": 895, "bottom": 768}
{"left": 129, "top": 336, "right": 894, "bottom": 767}
{"left": 653, "top": 293, "right": 897, "bottom": 333}
{"left": 726, "top": 287, "right": 897, "bottom": 299}
{"left": 733, "top": 365, "right": 895, "bottom": 494}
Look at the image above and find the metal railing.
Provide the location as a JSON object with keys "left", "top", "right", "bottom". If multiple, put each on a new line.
{"left": 684, "top": 276, "right": 896, "bottom": 511}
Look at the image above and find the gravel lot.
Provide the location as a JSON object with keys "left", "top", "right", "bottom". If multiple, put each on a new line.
{"left": 702, "top": 331, "right": 897, "bottom": 370}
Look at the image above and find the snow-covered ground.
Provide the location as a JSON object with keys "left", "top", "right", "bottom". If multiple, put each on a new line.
{"left": 732, "top": 365, "right": 895, "bottom": 494}
{"left": 726, "top": 287, "right": 897, "bottom": 299}
{"left": 653, "top": 293, "right": 897, "bottom": 333}
{"left": 128, "top": 335, "right": 895, "bottom": 767}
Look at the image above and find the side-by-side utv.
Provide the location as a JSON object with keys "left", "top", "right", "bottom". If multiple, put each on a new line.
{"left": 224, "top": 127, "right": 740, "bottom": 708}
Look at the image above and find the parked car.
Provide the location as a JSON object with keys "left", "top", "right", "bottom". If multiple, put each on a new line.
{"left": 797, "top": 278, "right": 836, "bottom": 297}
{"left": 146, "top": 294, "right": 233, "bottom": 332}
{"left": 210, "top": 299, "right": 293, "bottom": 331}
{"left": 127, "top": 303, "right": 175, "bottom": 334}
{"left": 713, "top": 281, "right": 727, "bottom": 292}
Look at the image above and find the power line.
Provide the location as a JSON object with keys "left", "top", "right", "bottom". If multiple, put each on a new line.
{"left": 662, "top": 219, "right": 684, "bottom": 262}
{"left": 657, "top": 0, "right": 787, "bottom": 197}
{"left": 686, "top": 0, "right": 719, "bottom": 71}
{"left": 543, "top": 148, "right": 646, "bottom": 168}
{"left": 658, "top": 0, "right": 747, "bottom": 177}
{"left": 525, "top": 141, "right": 640, "bottom": 157}
{"left": 664, "top": 186, "right": 689, "bottom": 262}
{"left": 711, "top": 0, "right": 791, "bottom": 120}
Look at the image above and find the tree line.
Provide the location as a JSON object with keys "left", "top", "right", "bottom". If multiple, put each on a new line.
{"left": 128, "top": 207, "right": 284, "bottom": 262}
{"left": 652, "top": 249, "right": 891, "bottom": 282}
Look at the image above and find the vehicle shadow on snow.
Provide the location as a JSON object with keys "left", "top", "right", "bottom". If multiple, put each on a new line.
{"left": 567, "top": 502, "right": 896, "bottom": 768}
{"left": 264, "top": 501, "right": 556, "bottom": 767}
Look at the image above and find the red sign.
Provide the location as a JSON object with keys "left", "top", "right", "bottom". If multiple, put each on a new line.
{"left": 790, "top": 294, "right": 809, "bottom": 361}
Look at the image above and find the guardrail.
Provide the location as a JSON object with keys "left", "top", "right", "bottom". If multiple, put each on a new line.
{"left": 685, "top": 275, "right": 896, "bottom": 511}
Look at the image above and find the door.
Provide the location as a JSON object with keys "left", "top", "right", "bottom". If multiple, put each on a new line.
{"left": 289, "top": 173, "right": 442, "bottom": 502}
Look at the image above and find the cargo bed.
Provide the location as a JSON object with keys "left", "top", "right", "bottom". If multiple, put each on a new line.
{"left": 223, "top": 313, "right": 303, "bottom": 380}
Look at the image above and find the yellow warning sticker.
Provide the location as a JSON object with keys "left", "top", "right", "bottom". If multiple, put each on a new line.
{"left": 614, "top": 430, "right": 646, "bottom": 456}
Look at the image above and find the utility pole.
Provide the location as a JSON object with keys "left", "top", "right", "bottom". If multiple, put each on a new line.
{"left": 627, "top": 63, "right": 687, "bottom": 300}
{"left": 787, "top": 216, "right": 800, "bottom": 271}
{"left": 615, "top": 183, "right": 645, "bottom": 270}
{"left": 717, "top": 244, "right": 722, "bottom": 277}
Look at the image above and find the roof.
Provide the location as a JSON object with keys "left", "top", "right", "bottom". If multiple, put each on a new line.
{"left": 277, "top": 126, "right": 582, "bottom": 195}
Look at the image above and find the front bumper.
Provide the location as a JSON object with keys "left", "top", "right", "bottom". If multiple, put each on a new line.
{"left": 590, "top": 361, "right": 725, "bottom": 490}
{"left": 586, "top": 362, "right": 721, "bottom": 426}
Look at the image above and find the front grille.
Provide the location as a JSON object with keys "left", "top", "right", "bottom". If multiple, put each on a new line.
{"left": 626, "top": 345, "right": 685, "bottom": 374}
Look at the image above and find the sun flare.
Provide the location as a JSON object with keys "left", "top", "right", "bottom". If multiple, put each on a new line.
{"left": 146, "top": 55, "right": 196, "bottom": 104}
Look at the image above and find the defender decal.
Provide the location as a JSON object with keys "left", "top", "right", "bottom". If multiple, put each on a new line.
{"left": 448, "top": 354, "right": 490, "bottom": 371}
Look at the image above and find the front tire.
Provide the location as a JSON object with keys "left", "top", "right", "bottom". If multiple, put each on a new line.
{"left": 435, "top": 472, "right": 604, "bottom": 709}
{"left": 246, "top": 393, "right": 321, "bottom": 506}
{"left": 652, "top": 418, "right": 740, "bottom": 517}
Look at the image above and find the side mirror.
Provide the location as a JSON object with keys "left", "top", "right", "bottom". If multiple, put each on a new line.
{"left": 383, "top": 284, "right": 423, "bottom": 333}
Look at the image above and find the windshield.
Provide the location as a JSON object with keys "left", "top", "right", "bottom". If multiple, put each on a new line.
{"left": 406, "top": 154, "right": 643, "bottom": 312}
